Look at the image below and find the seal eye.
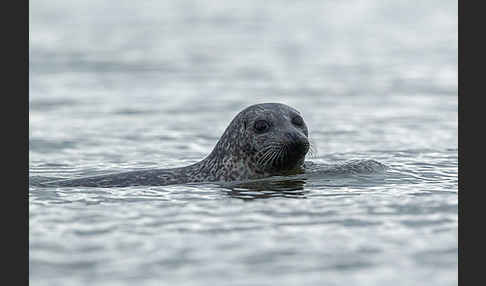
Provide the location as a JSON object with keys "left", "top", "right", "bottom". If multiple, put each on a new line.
{"left": 292, "top": 115, "right": 304, "bottom": 127}
{"left": 254, "top": 120, "right": 270, "bottom": 133}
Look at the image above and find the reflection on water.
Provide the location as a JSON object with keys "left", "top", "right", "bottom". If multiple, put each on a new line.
{"left": 223, "top": 178, "right": 308, "bottom": 200}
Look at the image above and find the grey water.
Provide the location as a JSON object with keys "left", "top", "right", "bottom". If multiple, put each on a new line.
{"left": 29, "top": 1, "right": 458, "bottom": 285}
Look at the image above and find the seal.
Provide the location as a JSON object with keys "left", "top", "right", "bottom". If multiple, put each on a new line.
{"left": 44, "top": 103, "right": 310, "bottom": 187}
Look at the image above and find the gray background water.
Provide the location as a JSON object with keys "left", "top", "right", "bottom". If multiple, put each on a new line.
{"left": 29, "top": 0, "right": 458, "bottom": 285}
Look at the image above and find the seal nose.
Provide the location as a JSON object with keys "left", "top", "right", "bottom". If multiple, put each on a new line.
{"left": 286, "top": 132, "right": 309, "bottom": 155}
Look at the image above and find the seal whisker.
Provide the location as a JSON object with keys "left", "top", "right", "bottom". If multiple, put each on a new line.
{"left": 269, "top": 145, "right": 284, "bottom": 169}
{"left": 257, "top": 145, "right": 276, "bottom": 159}
{"left": 256, "top": 149, "right": 276, "bottom": 169}
{"left": 260, "top": 147, "right": 275, "bottom": 167}
{"left": 308, "top": 137, "right": 318, "bottom": 158}
{"left": 257, "top": 149, "right": 274, "bottom": 167}
{"left": 278, "top": 144, "right": 287, "bottom": 167}
{"left": 260, "top": 146, "right": 279, "bottom": 167}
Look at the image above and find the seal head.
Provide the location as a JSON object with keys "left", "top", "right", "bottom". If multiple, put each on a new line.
{"left": 202, "top": 102, "right": 310, "bottom": 180}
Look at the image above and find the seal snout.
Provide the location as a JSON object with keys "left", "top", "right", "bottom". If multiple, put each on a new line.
{"left": 285, "top": 132, "right": 310, "bottom": 157}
